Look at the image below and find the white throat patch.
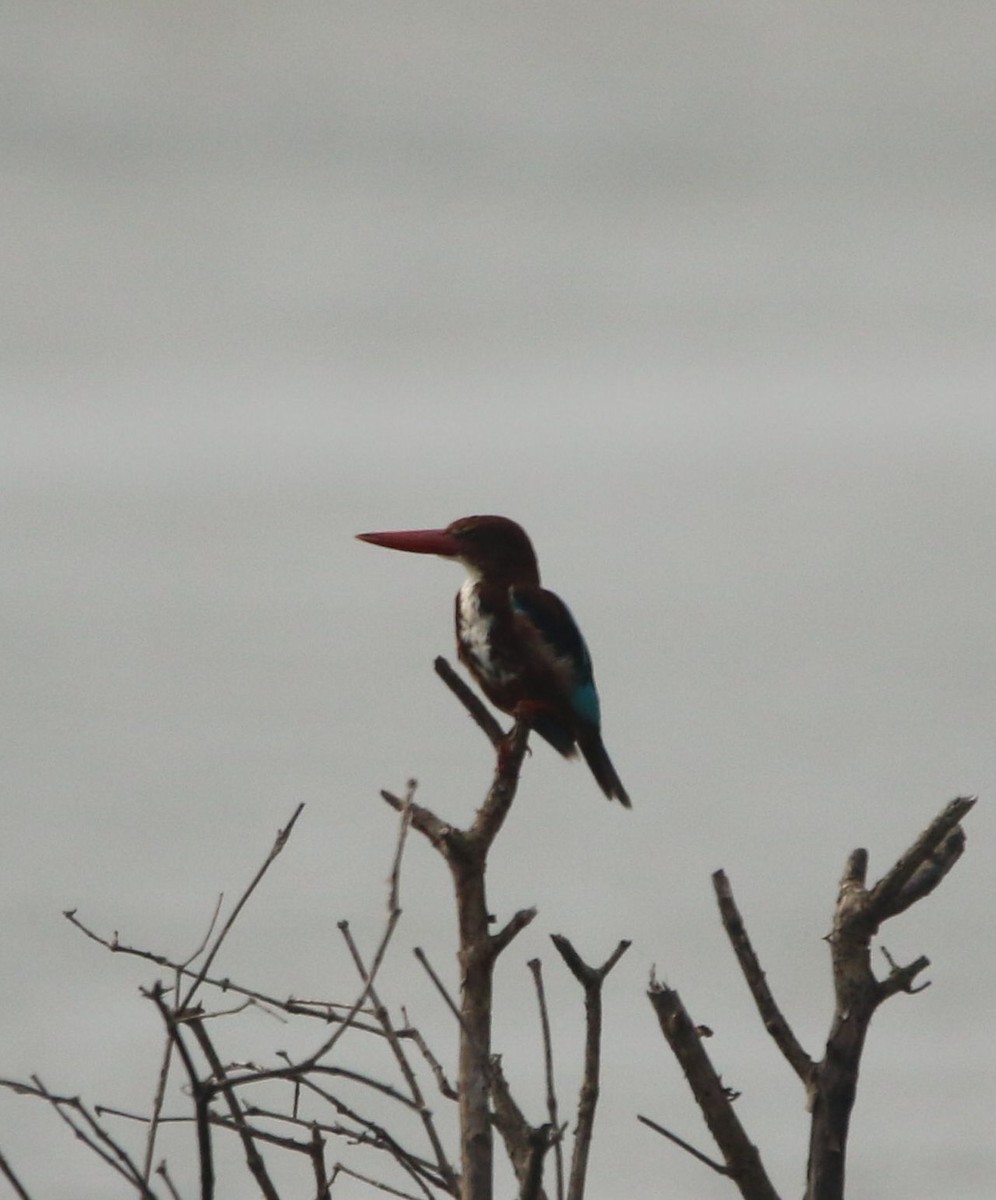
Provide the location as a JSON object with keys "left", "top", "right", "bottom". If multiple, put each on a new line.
{"left": 457, "top": 580, "right": 516, "bottom": 684}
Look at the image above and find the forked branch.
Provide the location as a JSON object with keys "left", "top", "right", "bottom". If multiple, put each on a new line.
{"left": 645, "top": 797, "right": 975, "bottom": 1200}
{"left": 805, "top": 796, "right": 976, "bottom": 1200}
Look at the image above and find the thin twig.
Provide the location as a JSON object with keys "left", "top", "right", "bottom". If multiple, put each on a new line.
{"left": 338, "top": 923, "right": 457, "bottom": 1195}
{"left": 330, "top": 1161, "right": 425, "bottom": 1200}
{"left": 247, "top": 1094, "right": 444, "bottom": 1198}
{"left": 180, "top": 893, "right": 226, "bottom": 969}
{"left": 143, "top": 985, "right": 214, "bottom": 1200}
{"left": 413, "top": 947, "right": 465, "bottom": 1029}
{"left": 155, "top": 1159, "right": 183, "bottom": 1200}
{"left": 63, "top": 908, "right": 385, "bottom": 1026}
{"left": 189, "top": 1017, "right": 281, "bottom": 1200}
{"left": 528, "top": 959, "right": 563, "bottom": 1200}
{"left": 141, "top": 1034, "right": 174, "bottom": 1185}
{"left": 3, "top": 1078, "right": 157, "bottom": 1199}
{"left": 0, "top": 1151, "right": 35, "bottom": 1200}
{"left": 637, "top": 1115, "right": 729, "bottom": 1175}
{"left": 401, "top": 1006, "right": 458, "bottom": 1101}
{"left": 180, "top": 803, "right": 306, "bottom": 1009}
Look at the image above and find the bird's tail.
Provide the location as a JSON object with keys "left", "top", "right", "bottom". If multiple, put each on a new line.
{"left": 577, "top": 727, "right": 631, "bottom": 808}
{"left": 529, "top": 711, "right": 578, "bottom": 757}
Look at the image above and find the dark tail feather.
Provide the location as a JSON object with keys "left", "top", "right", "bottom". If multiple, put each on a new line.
{"left": 578, "top": 727, "right": 631, "bottom": 808}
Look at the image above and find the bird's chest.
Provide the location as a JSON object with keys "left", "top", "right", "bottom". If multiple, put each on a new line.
{"left": 456, "top": 581, "right": 519, "bottom": 687}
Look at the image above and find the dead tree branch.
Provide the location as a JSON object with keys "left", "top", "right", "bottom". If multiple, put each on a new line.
{"left": 180, "top": 804, "right": 306, "bottom": 1011}
{"left": 647, "top": 979, "right": 780, "bottom": 1200}
{"left": 381, "top": 679, "right": 533, "bottom": 1200}
{"left": 488, "top": 1055, "right": 549, "bottom": 1200}
{"left": 549, "top": 935, "right": 630, "bottom": 1200}
{"left": 712, "top": 870, "right": 816, "bottom": 1094}
{"left": 337, "top": 920, "right": 458, "bottom": 1195}
{"left": 1, "top": 1077, "right": 160, "bottom": 1200}
{"left": 647, "top": 796, "right": 975, "bottom": 1200}
{"left": 805, "top": 796, "right": 975, "bottom": 1200}
{"left": 434, "top": 656, "right": 505, "bottom": 748}
{"left": 0, "top": 1151, "right": 34, "bottom": 1200}
{"left": 527, "top": 958, "right": 563, "bottom": 1200}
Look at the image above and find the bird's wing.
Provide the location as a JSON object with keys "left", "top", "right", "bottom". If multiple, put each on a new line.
{"left": 509, "top": 584, "right": 601, "bottom": 725}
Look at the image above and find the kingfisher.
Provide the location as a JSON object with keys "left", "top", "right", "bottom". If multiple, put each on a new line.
{"left": 356, "top": 515, "right": 630, "bottom": 807}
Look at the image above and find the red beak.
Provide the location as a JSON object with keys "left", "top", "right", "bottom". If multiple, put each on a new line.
{"left": 356, "top": 527, "right": 462, "bottom": 557}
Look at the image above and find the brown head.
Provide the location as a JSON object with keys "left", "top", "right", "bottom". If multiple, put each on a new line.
{"left": 357, "top": 515, "right": 540, "bottom": 585}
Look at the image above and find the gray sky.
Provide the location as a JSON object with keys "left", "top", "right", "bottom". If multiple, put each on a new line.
{"left": 3, "top": 5, "right": 994, "bottom": 1197}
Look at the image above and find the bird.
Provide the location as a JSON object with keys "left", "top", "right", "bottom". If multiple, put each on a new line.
{"left": 356, "top": 515, "right": 630, "bottom": 806}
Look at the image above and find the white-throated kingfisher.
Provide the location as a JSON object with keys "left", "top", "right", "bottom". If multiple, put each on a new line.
{"left": 356, "top": 515, "right": 631, "bottom": 807}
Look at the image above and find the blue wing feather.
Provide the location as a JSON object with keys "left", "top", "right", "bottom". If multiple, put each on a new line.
{"left": 510, "top": 585, "right": 602, "bottom": 726}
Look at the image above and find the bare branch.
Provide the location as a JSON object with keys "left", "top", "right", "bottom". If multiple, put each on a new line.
{"left": 637, "top": 1114, "right": 729, "bottom": 1175}
{"left": 143, "top": 985, "right": 214, "bottom": 1200}
{"left": 877, "top": 947, "right": 931, "bottom": 1001}
{"left": 0, "top": 1078, "right": 158, "bottom": 1200}
{"left": 309, "top": 1124, "right": 329, "bottom": 1200}
{"left": 866, "top": 796, "right": 975, "bottom": 923}
{"left": 413, "top": 947, "right": 463, "bottom": 1030}
{"left": 180, "top": 803, "right": 306, "bottom": 1010}
{"left": 434, "top": 656, "right": 506, "bottom": 747}
{"left": 155, "top": 1159, "right": 183, "bottom": 1200}
{"left": 520, "top": 1125, "right": 555, "bottom": 1200}
{"left": 141, "top": 1034, "right": 174, "bottom": 1186}
{"left": 63, "top": 908, "right": 392, "bottom": 1029}
{"left": 488, "top": 1056, "right": 549, "bottom": 1200}
{"left": 246, "top": 1093, "right": 444, "bottom": 1199}
{"left": 806, "top": 797, "right": 976, "bottom": 1200}
{"left": 647, "top": 981, "right": 780, "bottom": 1200}
{"left": 188, "top": 1016, "right": 281, "bottom": 1200}
{"left": 0, "top": 1150, "right": 35, "bottom": 1200}
{"left": 549, "top": 936, "right": 629, "bottom": 1200}
{"left": 338, "top": 922, "right": 458, "bottom": 1195}
{"left": 331, "top": 1161, "right": 426, "bottom": 1200}
{"left": 400, "top": 1009, "right": 458, "bottom": 1101}
{"left": 712, "top": 870, "right": 815, "bottom": 1090}
{"left": 381, "top": 689, "right": 531, "bottom": 1200}
{"left": 491, "top": 908, "right": 538, "bottom": 958}
{"left": 180, "top": 892, "right": 225, "bottom": 970}
{"left": 528, "top": 959, "right": 563, "bottom": 1200}
{"left": 469, "top": 720, "right": 530, "bottom": 849}
{"left": 381, "top": 788, "right": 454, "bottom": 852}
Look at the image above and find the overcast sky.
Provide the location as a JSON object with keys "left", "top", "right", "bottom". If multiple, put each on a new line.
{"left": 3, "top": 5, "right": 994, "bottom": 1198}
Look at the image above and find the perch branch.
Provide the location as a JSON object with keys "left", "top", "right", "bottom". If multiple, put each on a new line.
{"left": 380, "top": 664, "right": 533, "bottom": 1200}
{"left": 434, "top": 656, "right": 505, "bottom": 747}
